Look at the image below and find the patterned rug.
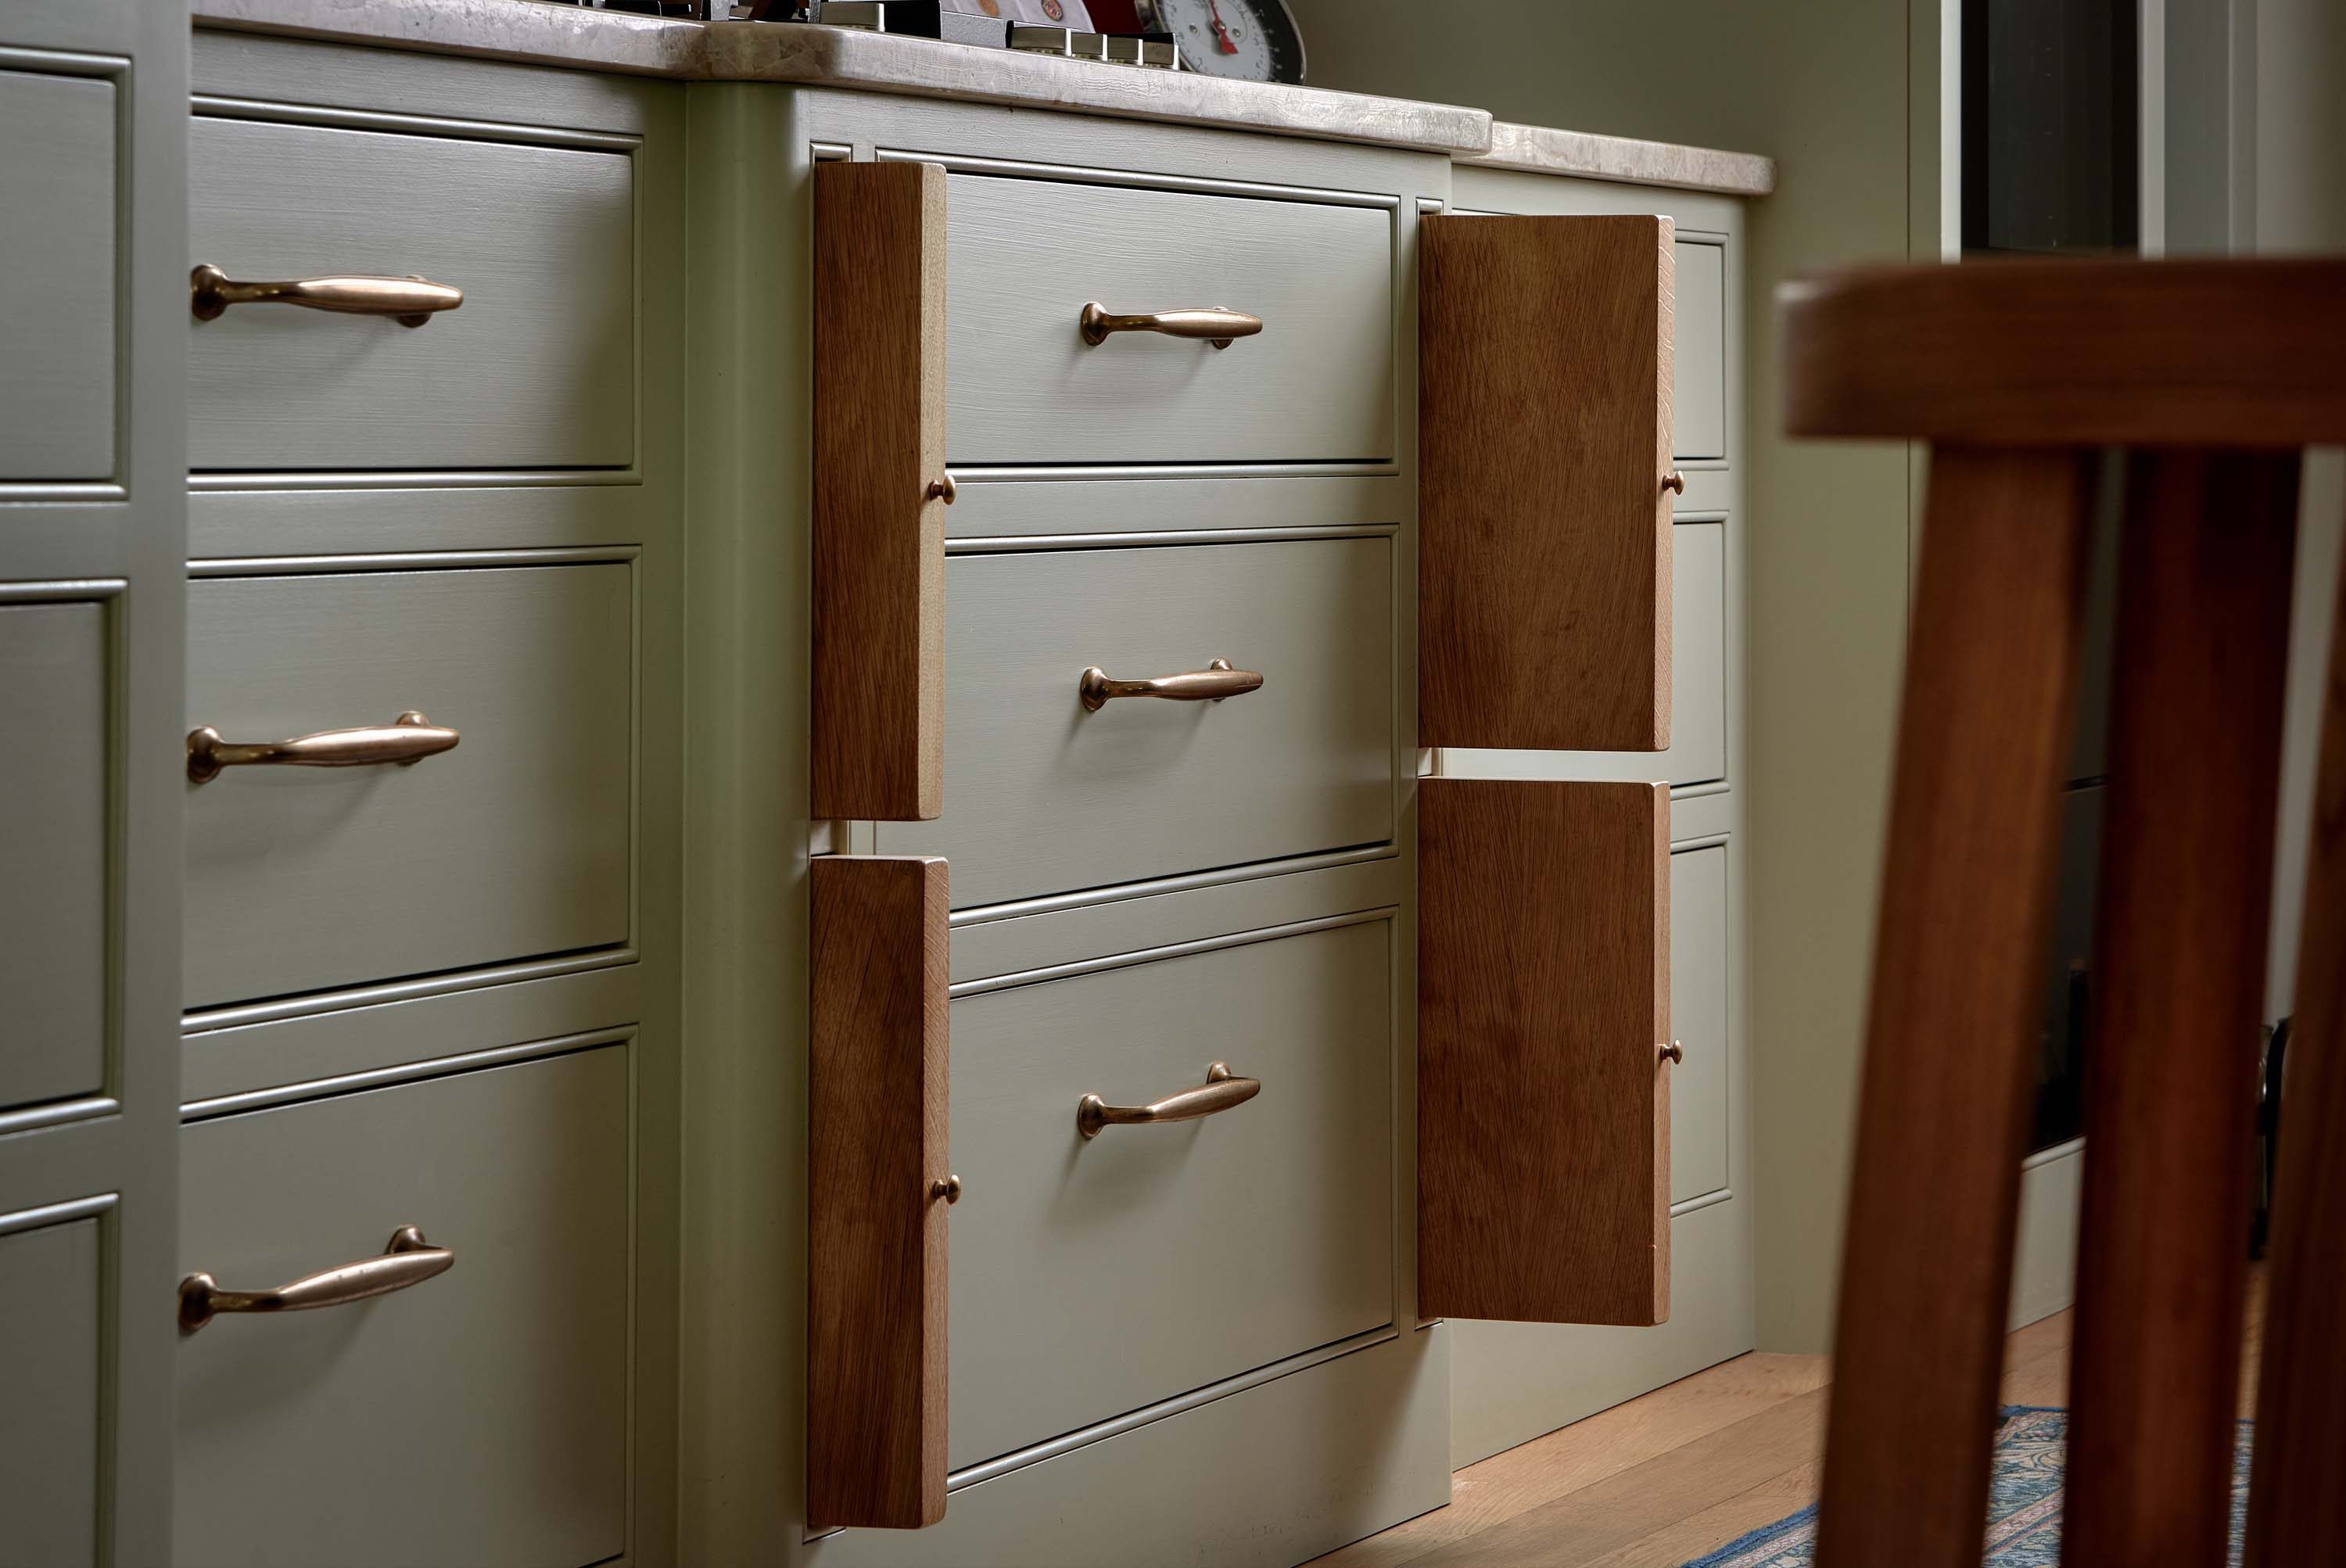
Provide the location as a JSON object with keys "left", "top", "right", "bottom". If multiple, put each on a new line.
{"left": 1682, "top": 1407, "right": 2255, "bottom": 1567}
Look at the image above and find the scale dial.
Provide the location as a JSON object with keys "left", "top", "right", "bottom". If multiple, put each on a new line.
{"left": 1147, "top": 0, "right": 1305, "bottom": 84}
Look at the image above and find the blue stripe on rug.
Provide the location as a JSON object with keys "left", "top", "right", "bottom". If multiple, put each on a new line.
{"left": 1678, "top": 1406, "right": 2255, "bottom": 1568}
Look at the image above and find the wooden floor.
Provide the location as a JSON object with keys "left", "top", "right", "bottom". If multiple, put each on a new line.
{"left": 1315, "top": 1279, "right": 2264, "bottom": 1568}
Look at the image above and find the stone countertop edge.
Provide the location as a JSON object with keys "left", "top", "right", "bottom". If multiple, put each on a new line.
{"left": 188, "top": 0, "right": 1774, "bottom": 193}
{"left": 1463, "top": 121, "right": 1776, "bottom": 198}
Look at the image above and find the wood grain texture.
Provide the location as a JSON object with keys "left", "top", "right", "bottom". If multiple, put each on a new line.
{"left": 1781, "top": 258, "right": 2346, "bottom": 448}
{"left": 1813, "top": 449, "right": 2098, "bottom": 1568}
{"left": 188, "top": 112, "right": 634, "bottom": 471}
{"left": 870, "top": 537, "right": 1394, "bottom": 910}
{"left": 1419, "top": 777, "right": 1670, "bottom": 1326}
{"left": 1420, "top": 213, "right": 1674, "bottom": 752}
{"left": 175, "top": 1046, "right": 632, "bottom": 1567}
{"left": 2249, "top": 515, "right": 2346, "bottom": 1563}
{"left": 944, "top": 173, "right": 1394, "bottom": 465}
{"left": 184, "top": 565, "right": 634, "bottom": 1010}
{"left": 808, "top": 855, "right": 950, "bottom": 1530}
{"left": 2062, "top": 452, "right": 2297, "bottom": 1566}
{"left": 812, "top": 160, "right": 946, "bottom": 823}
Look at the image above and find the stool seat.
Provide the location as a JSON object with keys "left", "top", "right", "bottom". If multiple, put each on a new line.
{"left": 1784, "top": 257, "right": 2346, "bottom": 447}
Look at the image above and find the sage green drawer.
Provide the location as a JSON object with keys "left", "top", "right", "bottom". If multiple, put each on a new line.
{"left": 0, "top": 66, "right": 115, "bottom": 483}
{"left": 873, "top": 538, "right": 1396, "bottom": 910}
{"left": 185, "top": 565, "right": 632, "bottom": 1010}
{"left": 945, "top": 173, "right": 1394, "bottom": 465}
{"left": 174, "top": 1045, "right": 630, "bottom": 1568}
{"left": 0, "top": 601, "right": 107, "bottom": 1109}
{"left": 949, "top": 920, "right": 1394, "bottom": 1468}
{"left": 0, "top": 1206, "right": 102, "bottom": 1568}
{"left": 188, "top": 111, "right": 633, "bottom": 473}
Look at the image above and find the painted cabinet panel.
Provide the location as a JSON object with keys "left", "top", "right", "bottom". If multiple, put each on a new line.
{"left": 0, "top": 601, "right": 107, "bottom": 1110}
{"left": 874, "top": 539, "right": 1394, "bottom": 910}
{"left": 946, "top": 920, "right": 1394, "bottom": 1469}
{"left": 0, "top": 1211, "right": 102, "bottom": 1568}
{"left": 1671, "top": 844, "right": 1730, "bottom": 1203}
{"left": 1441, "top": 520, "right": 1727, "bottom": 789}
{"left": 174, "top": 1047, "right": 630, "bottom": 1568}
{"left": 184, "top": 565, "right": 633, "bottom": 1010}
{"left": 0, "top": 66, "right": 114, "bottom": 483}
{"left": 944, "top": 173, "right": 1394, "bottom": 465}
{"left": 1673, "top": 239, "right": 1727, "bottom": 461}
{"left": 188, "top": 113, "right": 633, "bottom": 472}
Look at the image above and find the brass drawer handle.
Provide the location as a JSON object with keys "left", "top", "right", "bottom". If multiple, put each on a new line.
{"left": 1078, "top": 656, "right": 1264, "bottom": 712}
{"left": 190, "top": 263, "right": 464, "bottom": 328}
{"left": 1078, "top": 1061, "right": 1261, "bottom": 1139}
{"left": 1660, "top": 1040, "right": 1684, "bottom": 1066}
{"left": 1078, "top": 302, "right": 1263, "bottom": 350}
{"left": 178, "top": 1225, "right": 454, "bottom": 1333}
{"left": 186, "top": 709, "right": 459, "bottom": 784}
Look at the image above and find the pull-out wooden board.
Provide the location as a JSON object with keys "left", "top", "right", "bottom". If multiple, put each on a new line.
{"left": 1420, "top": 213, "right": 1675, "bottom": 752}
{"left": 1419, "top": 777, "right": 1671, "bottom": 1325}
{"left": 809, "top": 855, "right": 950, "bottom": 1529}
{"left": 812, "top": 160, "right": 948, "bottom": 822}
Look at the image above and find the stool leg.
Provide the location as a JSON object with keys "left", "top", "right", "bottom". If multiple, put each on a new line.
{"left": 2247, "top": 497, "right": 2346, "bottom": 1564}
{"left": 2064, "top": 451, "right": 2299, "bottom": 1566}
{"left": 1816, "top": 447, "right": 2098, "bottom": 1568}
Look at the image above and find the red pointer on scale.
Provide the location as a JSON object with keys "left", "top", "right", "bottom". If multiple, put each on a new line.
{"left": 1205, "top": 0, "right": 1241, "bottom": 53}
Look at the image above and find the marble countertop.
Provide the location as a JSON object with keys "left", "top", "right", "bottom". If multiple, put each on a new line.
{"left": 189, "top": 0, "right": 1775, "bottom": 196}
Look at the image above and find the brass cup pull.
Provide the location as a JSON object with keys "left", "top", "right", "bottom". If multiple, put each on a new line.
{"left": 1078, "top": 302, "right": 1264, "bottom": 350}
{"left": 1078, "top": 656, "right": 1264, "bottom": 712}
{"left": 178, "top": 1225, "right": 454, "bottom": 1333}
{"left": 190, "top": 263, "right": 464, "bottom": 327}
{"left": 1078, "top": 1061, "right": 1261, "bottom": 1139}
{"left": 186, "top": 709, "right": 459, "bottom": 784}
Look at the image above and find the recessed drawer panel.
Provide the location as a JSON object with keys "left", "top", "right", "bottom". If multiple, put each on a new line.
{"left": 873, "top": 539, "right": 1395, "bottom": 910}
{"left": 0, "top": 1207, "right": 102, "bottom": 1568}
{"left": 0, "top": 601, "right": 108, "bottom": 1110}
{"left": 185, "top": 565, "right": 633, "bottom": 1010}
{"left": 174, "top": 1046, "right": 630, "bottom": 1568}
{"left": 949, "top": 920, "right": 1393, "bottom": 1468}
{"left": 1673, "top": 239, "right": 1727, "bottom": 461}
{"left": 189, "top": 113, "right": 633, "bottom": 473}
{"left": 1671, "top": 844, "right": 1729, "bottom": 1203}
{"left": 1440, "top": 520, "right": 1726, "bottom": 789}
{"left": 0, "top": 67, "right": 115, "bottom": 483}
{"left": 945, "top": 174, "right": 1394, "bottom": 465}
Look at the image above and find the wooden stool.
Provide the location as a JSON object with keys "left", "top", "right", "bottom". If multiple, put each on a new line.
{"left": 1781, "top": 259, "right": 2346, "bottom": 1568}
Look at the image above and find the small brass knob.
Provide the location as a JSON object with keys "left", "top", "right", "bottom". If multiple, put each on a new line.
{"left": 1660, "top": 1041, "right": 1684, "bottom": 1066}
{"left": 927, "top": 475, "right": 957, "bottom": 505}
{"left": 931, "top": 1175, "right": 963, "bottom": 1204}
{"left": 1662, "top": 471, "right": 1685, "bottom": 496}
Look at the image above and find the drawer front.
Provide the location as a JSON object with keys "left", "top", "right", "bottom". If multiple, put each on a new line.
{"left": 0, "top": 1209, "right": 102, "bottom": 1568}
{"left": 873, "top": 539, "right": 1395, "bottom": 910}
{"left": 945, "top": 174, "right": 1394, "bottom": 465}
{"left": 1670, "top": 844, "right": 1729, "bottom": 1203}
{"left": 174, "top": 1046, "right": 630, "bottom": 1568}
{"left": 1673, "top": 239, "right": 1727, "bottom": 461}
{"left": 189, "top": 113, "right": 633, "bottom": 472}
{"left": 185, "top": 565, "right": 633, "bottom": 1010}
{"left": 0, "top": 601, "right": 107, "bottom": 1108}
{"left": 0, "top": 66, "right": 115, "bottom": 483}
{"left": 1440, "top": 520, "right": 1726, "bottom": 789}
{"left": 949, "top": 920, "right": 1393, "bottom": 1468}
